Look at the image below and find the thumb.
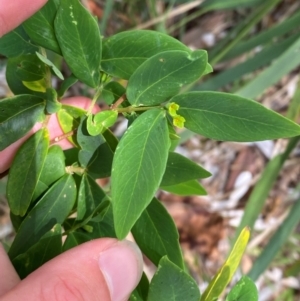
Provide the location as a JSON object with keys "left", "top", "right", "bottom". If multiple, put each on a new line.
{"left": 2, "top": 238, "right": 143, "bottom": 301}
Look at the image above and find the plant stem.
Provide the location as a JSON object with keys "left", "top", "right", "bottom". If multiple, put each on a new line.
{"left": 51, "top": 129, "right": 76, "bottom": 144}
{"left": 111, "top": 94, "right": 127, "bottom": 110}
{"left": 117, "top": 105, "right": 161, "bottom": 113}
{"left": 40, "top": 47, "right": 52, "bottom": 88}
{"left": 87, "top": 85, "right": 103, "bottom": 115}
{"left": 65, "top": 165, "right": 85, "bottom": 175}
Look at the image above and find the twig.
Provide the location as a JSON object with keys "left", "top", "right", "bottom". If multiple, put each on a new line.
{"left": 111, "top": 94, "right": 127, "bottom": 110}
{"left": 134, "top": 0, "right": 204, "bottom": 30}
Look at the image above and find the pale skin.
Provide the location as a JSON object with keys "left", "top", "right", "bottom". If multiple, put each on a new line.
{"left": 0, "top": 1, "right": 143, "bottom": 300}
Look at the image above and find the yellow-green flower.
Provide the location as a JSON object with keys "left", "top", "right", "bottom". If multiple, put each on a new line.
{"left": 173, "top": 115, "right": 186, "bottom": 128}
{"left": 167, "top": 102, "right": 179, "bottom": 117}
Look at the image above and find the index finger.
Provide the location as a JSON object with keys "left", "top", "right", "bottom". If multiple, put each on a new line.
{"left": 0, "top": 0, "right": 47, "bottom": 37}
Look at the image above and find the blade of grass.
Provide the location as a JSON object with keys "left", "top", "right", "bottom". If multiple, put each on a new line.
{"left": 222, "top": 9, "right": 300, "bottom": 61}
{"left": 234, "top": 79, "right": 300, "bottom": 242}
{"left": 100, "top": 0, "right": 114, "bottom": 34}
{"left": 209, "top": 0, "right": 282, "bottom": 65}
{"left": 234, "top": 136, "right": 300, "bottom": 240}
{"left": 247, "top": 195, "right": 300, "bottom": 281}
{"left": 134, "top": 0, "right": 204, "bottom": 30}
{"left": 195, "top": 33, "right": 298, "bottom": 91}
{"left": 202, "top": 0, "right": 262, "bottom": 10}
{"left": 236, "top": 35, "right": 300, "bottom": 99}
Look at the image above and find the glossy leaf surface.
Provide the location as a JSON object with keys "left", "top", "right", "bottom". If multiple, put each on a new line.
{"left": 127, "top": 50, "right": 207, "bottom": 106}
{"left": 54, "top": 0, "right": 101, "bottom": 87}
{"left": 6, "top": 56, "right": 46, "bottom": 97}
{"left": 57, "top": 75, "right": 78, "bottom": 98}
{"left": 148, "top": 256, "right": 200, "bottom": 301}
{"left": 45, "top": 88, "right": 61, "bottom": 114}
{"left": 201, "top": 227, "right": 250, "bottom": 301}
{"left": 161, "top": 179, "right": 207, "bottom": 196}
{"left": 102, "top": 30, "right": 191, "bottom": 79}
{"left": 226, "top": 276, "right": 258, "bottom": 301}
{"left": 12, "top": 224, "right": 62, "bottom": 279}
{"left": 9, "top": 174, "right": 76, "bottom": 260}
{"left": 16, "top": 55, "right": 46, "bottom": 81}
{"left": 7, "top": 129, "right": 49, "bottom": 216}
{"left": 36, "top": 52, "right": 64, "bottom": 80}
{"left": 87, "top": 110, "right": 118, "bottom": 136}
{"left": 132, "top": 198, "right": 184, "bottom": 268}
{"left": 57, "top": 105, "right": 86, "bottom": 146}
{"left": 33, "top": 145, "right": 66, "bottom": 200}
{"left": 0, "top": 25, "right": 38, "bottom": 57}
{"left": 77, "top": 117, "right": 114, "bottom": 178}
{"left": 0, "top": 95, "right": 45, "bottom": 150}
{"left": 174, "top": 92, "right": 300, "bottom": 142}
{"left": 22, "top": 79, "right": 47, "bottom": 92}
{"left": 161, "top": 152, "right": 211, "bottom": 186}
{"left": 111, "top": 109, "right": 169, "bottom": 239}
{"left": 23, "top": 0, "right": 61, "bottom": 53}
{"left": 77, "top": 174, "right": 107, "bottom": 221}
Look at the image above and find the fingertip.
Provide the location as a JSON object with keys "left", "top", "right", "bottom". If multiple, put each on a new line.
{"left": 98, "top": 240, "right": 144, "bottom": 301}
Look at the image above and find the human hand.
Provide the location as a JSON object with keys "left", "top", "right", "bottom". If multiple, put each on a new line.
{"left": 0, "top": 239, "right": 143, "bottom": 301}
{"left": 0, "top": 0, "right": 101, "bottom": 173}
{"left": 1, "top": 3, "right": 143, "bottom": 301}
{"left": 0, "top": 0, "right": 48, "bottom": 38}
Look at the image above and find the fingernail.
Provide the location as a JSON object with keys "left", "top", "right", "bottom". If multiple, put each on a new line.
{"left": 98, "top": 240, "right": 143, "bottom": 301}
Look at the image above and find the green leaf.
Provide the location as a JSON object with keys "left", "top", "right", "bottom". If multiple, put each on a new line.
{"left": 23, "top": 0, "right": 61, "bottom": 54}
{"left": 57, "top": 74, "right": 78, "bottom": 98}
{"left": 201, "top": 227, "right": 250, "bottom": 301}
{"left": 54, "top": 0, "right": 101, "bottom": 87}
{"left": 10, "top": 212, "right": 24, "bottom": 232}
{"left": 111, "top": 109, "right": 169, "bottom": 239}
{"left": 77, "top": 117, "right": 114, "bottom": 178}
{"left": 148, "top": 256, "right": 201, "bottom": 301}
{"left": 0, "top": 95, "right": 45, "bottom": 151}
{"left": 45, "top": 87, "right": 62, "bottom": 114}
{"left": 12, "top": 224, "right": 62, "bottom": 279}
{"left": 161, "top": 152, "right": 211, "bottom": 186}
{"left": 102, "top": 82, "right": 126, "bottom": 105}
{"left": 101, "top": 30, "right": 191, "bottom": 79}
{"left": 16, "top": 55, "right": 46, "bottom": 81}
{"left": 36, "top": 52, "right": 64, "bottom": 80}
{"left": 63, "top": 231, "right": 92, "bottom": 251}
{"left": 7, "top": 128, "right": 49, "bottom": 216}
{"left": 226, "top": 276, "right": 258, "bottom": 301}
{"left": 127, "top": 50, "right": 207, "bottom": 106}
{"left": 87, "top": 110, "right": 118, "bottom": 136}
{"left": 77, "top": 174, "right": 107, "bottom": 221}
{"left": 6, "top": 56, "right": 46, "bottom": 97}
{"left": 102, "top": 128, "right": 118, "bottom": 152}
{"left": 63, "top": 203, "right": 115, "bottom": 252}
{"left": 0, "top": 25, "right": 39, "bottom": 57}
{"left": 57, "top": 105, "right": 86, "bottom": 146}
{"left": 89, "top": 204, "right": 117, "bottom": 238}
{"left": 22, "top": 79, "right": 47, "bottom": 92}
{"left": 174, "top": 92, "right": 300, "bottom": 142}
{"left": 132, "top": 198, "right": 184, "bottom": 268}
{"left": 9, "top": 174, "right": 76, "bottom": 260}
{"left": 161, "top": 179, "right": 207, "bottom": 196}
{"left": 33, "top": 145, "right": 66, "bottom": 201}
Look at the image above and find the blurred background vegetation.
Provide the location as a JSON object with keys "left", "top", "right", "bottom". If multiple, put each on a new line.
{"left": 1, "top": 0, "right": 300, "bottom": 300}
